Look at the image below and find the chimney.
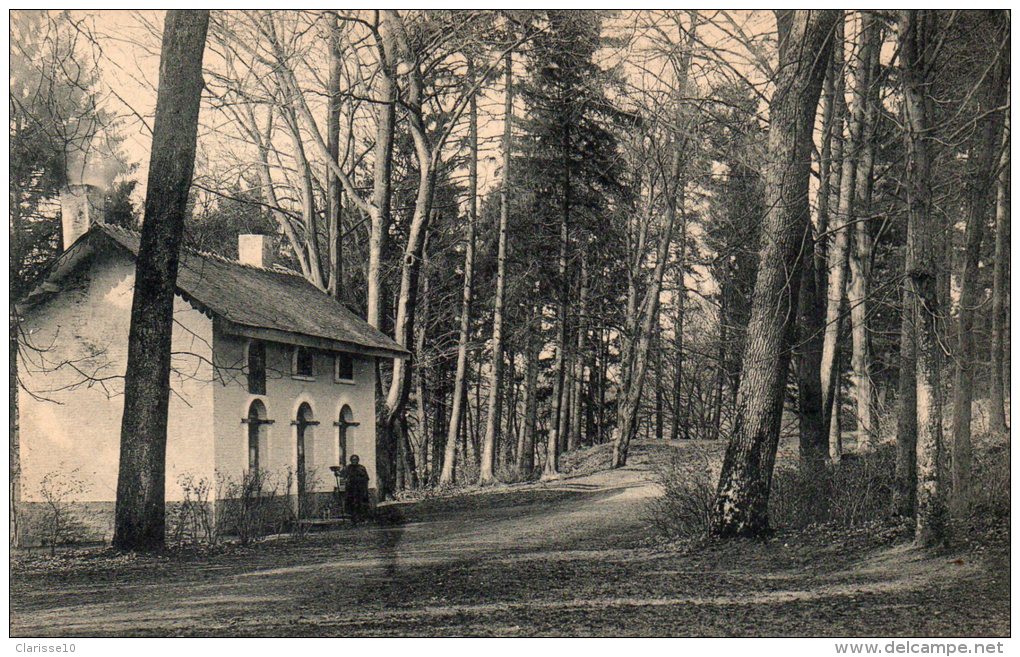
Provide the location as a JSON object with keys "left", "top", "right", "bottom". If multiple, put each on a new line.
{"left": 60, "top": 183, "right": 105, "bottom": 250}
{"left": 238, "top": 234, "right": 274, "bottom": 269}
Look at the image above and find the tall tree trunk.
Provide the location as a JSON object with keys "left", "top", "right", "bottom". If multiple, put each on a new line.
{"left": 671, "top": 266, "right": 688, "bottom": 441}
{"left": 501, "top": 351, "right": 518, "bottom": 468}
{"left": 440, "top": 59, "right": 479, "bottom": 486}
{"left": 796, "top": 233, "right": 827, "bottom": 469}
{"left": 597, "top": 328, "right": 608, "bottom": 443}
{"left": 829, "top": 356, "right": 843, "bottom": 462}
{"left": 848, "top": 16, "right": 882, "bottom": 450}
{"left": 430, "top": 367, "right": 448, "bottom": 485}
{"left": 568, "top": 254, "right": 588, "bottom": 451}
{"left": 612, "top": 14, "right": 697, "bottom": 465}
{"left": 282, "top": 107, "right": 325, "bottom": 289}
{"left": 901, "top": 9, "right": 948, "bottom": 548}
{"left": 9, "top": 315, "right": 19, "bottom": 547}
{"left": 480, "top": 53, "right": 513, "bottom": 485}
{"left": 326, "top": 13, "right": 343, "bottom": 300}
{"left": 621, "top": 178, "right": 652, "bottom": 405}
{"left": 712, "top": 305, "right": 726, "bottom": 441}
{"left": 711, "top": 9, "right": 837, "bottom": 538}
{"left": 989, "top": 120, "right": 1010, "bottom": 433}
{"left": 10, "top": 183, "right": 22, "bottom": 547}
{"left": 821, "top": 11, "right": 876, "bottom": 441}
{"left": 797, "top": 38, "right": 839, "bottom": 469}
{"left": 558, "top": 332, "right": 573, "bottom": 455}
{"left": 654, "top": 330, "right": 664, "bottom": 442}
{"left": 367, "top": 16, "right": 396, "bottom": 330}
{"left": 517, "top": 304, "right": 539, "bottom": 477}
{"left": 895, "top": 282, "right": 918, "bottom": 516}
{"left": 408, "top": 236, "right": 432, "bottom": 489}
{"left": 950, "top": 28, "right": 1008, "bottom": 517}
{"left": 814, "top": 38, "right": 837, "bottom": 295}
{"left": 824, "top": 16, "right": 847, "bottom": 282}
{"left": 380, "top": 11, "right": 440, "bottom": 498}
{"left": 543, "top": 122, "right": 570, "bottom": 480}
{"left": 113, "top": 10, "right": 209, "bottom": 551}
{"left": 612, "top": 153, "right": 684, "bottom": 467}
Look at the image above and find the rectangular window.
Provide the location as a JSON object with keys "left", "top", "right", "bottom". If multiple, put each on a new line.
{"left": 335, "top": 352, "right": 355, "bottom": 383}
{"left": 293, "top": 346, "right": 315, "bottom": 378}
{"left": 247, "top": 340, "right": 266, "bottom": 395}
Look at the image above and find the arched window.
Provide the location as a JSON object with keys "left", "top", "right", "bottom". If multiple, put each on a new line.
{"left": 294, "top": 403, "right": 318, "bottom": 518}
{"left": 245, "top": 400, "right": 270, "bottom": 472}
{"left": 247, "top": 340, "right": 266, "bottom": 395}
{"left": 335, "top": 405, "right": 359, "bottom": 465}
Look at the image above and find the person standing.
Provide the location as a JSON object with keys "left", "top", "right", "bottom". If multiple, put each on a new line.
{"left": 342, "top": 455, "right": 371, "bottom": 524}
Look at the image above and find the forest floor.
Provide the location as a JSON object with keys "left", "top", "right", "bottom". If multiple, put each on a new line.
{"left": 10, "top": 440, "right": 1009, "bottom": 637}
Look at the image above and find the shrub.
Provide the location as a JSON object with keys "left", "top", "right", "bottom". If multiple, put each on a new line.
{"left": 645, "top": 449, "right": 717, "bottom": 541}
{"left": 37, "top": 469, "right": 90, "bottom": 555}
{"left": 771, "top": 445, "right": 897, "bottom": 530}
{"left": 647, "top": 444, "right": 899, "bottom": 541}
{"left": 215, "top": 469, "right": 289, "bottom": 544}
{"left": 968, "top": 440, "right": 1009, "bottom": 521}
{"left": 169, "top": 474, "right": 216, "bottom": 546}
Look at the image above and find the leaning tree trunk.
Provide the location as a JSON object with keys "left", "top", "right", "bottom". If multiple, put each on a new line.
{"left": 381, "top": 166, "right": 434, "bottom": 497}
{"left": 113, "top": 10, "right": 209, "bottom": 552}
{"left": 900, "top": 9, "right": 948, "bottom": 548}
{"left": 379, "top": 11, "right": 440, "bottom": 498}
{"left": 950, "top": 28, "right": 1008, "bottom": 518}
{"left": 440, "top": 60, "right": 480, "bottom": 486}
{"left": 612, "top": 154, "right": 684, "bottom": 467}
{"left": 711, "top": 9, "right": 837, "bottom": 538}
{"left": 479, "top": 52, "right": 513, "bottom": 485}
{"left": 989, "top": 121, "right": 1010, "bottom": 433}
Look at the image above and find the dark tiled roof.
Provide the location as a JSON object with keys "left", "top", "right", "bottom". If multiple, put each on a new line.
{"left": 30, "top": 224, "right": 407, "bottom": 358}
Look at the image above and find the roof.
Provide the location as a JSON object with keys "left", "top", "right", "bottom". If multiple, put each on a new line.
{"left": 20, "top": 224, "right": 408, "bottom": 359}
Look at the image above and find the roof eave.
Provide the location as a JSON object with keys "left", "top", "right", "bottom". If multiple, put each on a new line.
{"left": 216, "top": 318, "right": 409, "bottom": 360}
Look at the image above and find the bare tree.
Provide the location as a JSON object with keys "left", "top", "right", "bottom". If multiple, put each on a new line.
{"left": 439, "top": 58, "right": 479, "bottom": 487}
{"left": 899, "top": 9, "right": 946, "bottom": 548}
{"left": 711, "top": 9, "right": 838, "bottom": 538}
{"left": 479, "top": 51, "right": 513, "bottom": 484}
{"left": 949, "top": 15, "right": 1008, "bottom": 517}
{"left": 989, "top": 119, "right": 1010, "bottom": 434}
{"left": 113, "top": 10, "right": 209, "bottom": 551}
{"left": 846, "top": 14, "right": 882, "bottom": 450}
{"left": 820, "top": 11, "right": 880, "bottom": 457}
{"left": 611, "top": 11, "right": 697, "bottom": 468}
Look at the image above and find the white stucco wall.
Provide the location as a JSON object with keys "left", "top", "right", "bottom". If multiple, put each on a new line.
{"left": 18, "top": 249, "right": 380, "bottom": 511}
{"left": 211, "top": 331, "right": 378, "bottom": 498}
{"left": 18, "top": 251, "right": 216, "bottom": 503}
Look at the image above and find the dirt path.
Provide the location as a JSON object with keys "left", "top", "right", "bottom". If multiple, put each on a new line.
{"left": 10, "top": 442, "right": 1009, "bottom": 637}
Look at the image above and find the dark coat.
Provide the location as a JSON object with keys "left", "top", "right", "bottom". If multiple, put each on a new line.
{"left": 343, "top": 463, "right": 370, "bottom": 511}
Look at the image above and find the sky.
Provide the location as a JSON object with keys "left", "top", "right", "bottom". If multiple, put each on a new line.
{"left": 28, "top": 10, "right": 778, "bottom": 206}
